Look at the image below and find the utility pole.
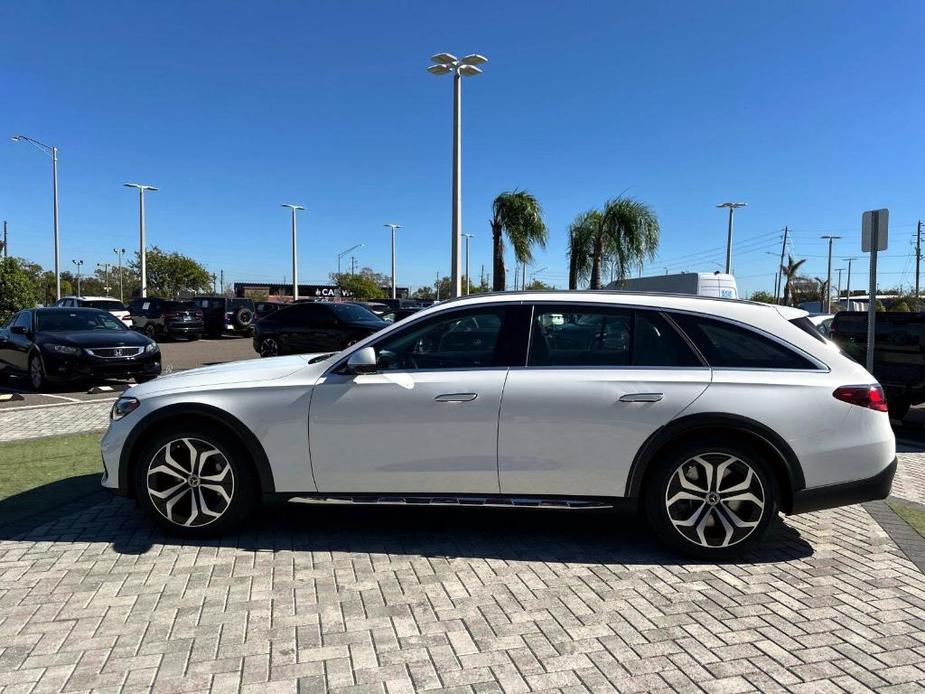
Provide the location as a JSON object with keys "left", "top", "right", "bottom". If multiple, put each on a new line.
{"left": 480, "top": 263, "right": 485, "bottom": 288}
{"left": 717, "top": 202, "right": 747, "bottom": 274}
{"left": 916, "top": 220, "right": 922, "bottom": 299}
{"left": 211, "top": 273, "right": 217, "bottom": 294}
{"left": 72, "top": 259, "right": 84, "bottom": 296}
{"left": 281, "top": 204, "right": 305, "bottom": 301}
{"left": 220, "top": 269, "right": 224, "bottom": 295}
{"left": 836, "top": 267, "right": 844, "bottom": 307}
{"left": 513, "top": 264, "right": 519, "bottom": 291}
{"left": 843, "top": 257, "right": 857, "bottom": 309}
{"left": 113, "top": 248, "right": 125, "bottom": 303}
{"left": 350, "top": 256, "right": 357, "bottom": 276}
{"left": 384, "top": 224, "right": 402, "bottom": 299}
{"left": 821, "top": 235, "right": 841, "bottom": 313}
{"left": 97, "top": 262, "right": 111, "bottom": 294}
{"left": 462, "top": 233, "right": 474, "bottom": 294}
{"left": 435, "top": 271, "right": 440, "bottom": 301}
{"left": 2, "top": 220, "right": 6, "bottom": 258}
{"left": 124, "top": 183, "right": 158, "bottom": 298}
{"left": 774, "top": 226, "right": 789, "bottom": 304}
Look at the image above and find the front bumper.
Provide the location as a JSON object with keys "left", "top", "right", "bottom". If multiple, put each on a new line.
{"left": 44, "top": 351, "right": 162, "bottom": 383}
{"left": 790, "top": 457, "right": 897, "bottom": 514}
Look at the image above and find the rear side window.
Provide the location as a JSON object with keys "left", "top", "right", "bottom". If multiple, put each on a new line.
{"left": 670, "top": 313, "right": 816, "bottom": 370}
{"left": 528, "top": 307, "right": 701, "bottom": 367}
{"left": 790, "top": 316, "right": 828, "bottom": 344}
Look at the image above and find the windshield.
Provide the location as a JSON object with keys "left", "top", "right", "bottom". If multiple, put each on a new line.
{"left": 36, "top": 309, "right": 127, "bottom": 332}
{"left": 330, "top": 303, "right": 381, "bottom": 322}
{"left": 82, "top": 299, "right": 126, "bottom": 311}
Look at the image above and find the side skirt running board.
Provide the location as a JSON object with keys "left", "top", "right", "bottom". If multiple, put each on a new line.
{"left": 275, "top": 493, "right": 624, "bottom": 511}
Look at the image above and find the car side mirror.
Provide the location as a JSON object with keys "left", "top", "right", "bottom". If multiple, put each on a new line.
{"left": 10, "top": 325, "right": 27, "bottom": 335}
{"left": 346, "top": 346, "right": 378, "bottom": 374}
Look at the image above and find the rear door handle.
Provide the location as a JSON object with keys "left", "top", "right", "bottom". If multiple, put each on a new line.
{"left": 435, "top": 393, "right": 478, "bottom": 402}
{"left": 619, "top": 392, "right": 664, "bottom": 403}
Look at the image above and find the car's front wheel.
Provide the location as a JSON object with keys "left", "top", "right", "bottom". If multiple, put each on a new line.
{"left": 134, "top": 427, "right": 258, "bottom": 537}
{"left": 28, "top": 353, "right": 46, "bottom": 391}
{"left": 645, "top": 444, "right": 777, "bottom": 560}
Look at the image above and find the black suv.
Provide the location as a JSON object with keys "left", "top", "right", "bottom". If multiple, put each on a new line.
{"left": 253, "top": 302, "right": 386, "bottom": 357}
{"left": 192, "top": 297, "right": 255, "bottom": 338}
{"left": 255, "top": 301, "right": 287, "bottom": 321}
{"left": 127, "top": 298, "right": 204, "bottom": 341}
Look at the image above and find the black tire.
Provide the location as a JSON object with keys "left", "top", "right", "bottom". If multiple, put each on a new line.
{"left": 28, "top": 352, "right": 46, "bottom": 391}
{"left": 258, "top": 336, "right": 280, "bottom": 358}
{"left": 144, "top": 323, "right": 158, "bottom": 340}
{"left": 233, "top": 308, "right": 254, "bottom": 330}
{"left": 644, "top": 443, "right": 778, "bottom": 560}
{"left": 133, "top": 425, "right": 259, "bottom": 538}
{"left": 888, "top": 396, "right": 910, "bottom": 422}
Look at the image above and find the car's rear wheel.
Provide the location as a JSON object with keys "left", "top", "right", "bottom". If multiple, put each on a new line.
{"left": 144, "top": 324, "right": 157, "bottom": 340}
{"left": 134, "top": 427, "right": 258, "bottom": 538}
{"left": 259, "top": 337, "right": 279, "bottom": 358}
{"left": 644, "top": 444, "right": 777, "bottom": 560}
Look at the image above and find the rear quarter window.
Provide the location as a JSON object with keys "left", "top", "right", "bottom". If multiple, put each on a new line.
{"left": 670, "top": 313, "right": 817, "bottom": 370}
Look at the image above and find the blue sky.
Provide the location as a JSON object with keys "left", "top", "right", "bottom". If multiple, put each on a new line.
{"left": 2, "top": 1, "right": 923, "bottom": 297}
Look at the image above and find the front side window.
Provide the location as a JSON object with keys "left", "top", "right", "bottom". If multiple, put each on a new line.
{"left": 373, "top": 309, "right": 507, "bottom": 371}
{"left": 528, "top": 307, "right": 701, "bottom": 368}
{"left": 670, "top": 312, "right": 816, "bottom": 369}
{"left": 12, "top": 312, "right": 31, "bottom": 330}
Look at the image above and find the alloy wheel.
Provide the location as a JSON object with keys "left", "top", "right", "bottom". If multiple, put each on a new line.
{"left": 29, "top": 356, "right": 44, "bottom": 390}
{"left": 146, "top": 438, "right": 235, "bottom": 528}
{"left": 260, "top": 337, "right": 279, "bottom": 358}
{"left": 664, "top": 452, "right": 765, "bottom": 549}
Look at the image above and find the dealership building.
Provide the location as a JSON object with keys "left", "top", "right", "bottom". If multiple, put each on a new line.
{"left": 233, "top": 282, "right": 408, "bottom": 301}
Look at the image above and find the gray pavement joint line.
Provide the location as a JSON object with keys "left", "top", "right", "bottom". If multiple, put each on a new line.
{"left": 862, "top": 498, "right": 925, "bottom": 575}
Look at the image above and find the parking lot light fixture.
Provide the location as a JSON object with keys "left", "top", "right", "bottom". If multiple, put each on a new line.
{"left": 716, "top": 202, "right": 747, "bottom": 274}
{"left": 113, "top": 248, "right": 126, "bottom": 303}
{"left": 281, "top": 204, "right": 305, "bottom": 301}
{"left": 384, "top": 224, "right": 402, "bottom": 299}
{"left": 12, "top": 134, "right": 61, "bottom": 300}
{"left": 427, "top": 51, "right": 488, "bottom": 299}
{"left": 71, "top": 259, "right": 84, "bottom": 296}
{"left": 124, "top": 183, "right": 158, "bottom": 298}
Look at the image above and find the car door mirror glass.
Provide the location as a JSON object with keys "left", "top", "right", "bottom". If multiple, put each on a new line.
{"left": 346, "top": 346, "right": 377, "bottom": 374}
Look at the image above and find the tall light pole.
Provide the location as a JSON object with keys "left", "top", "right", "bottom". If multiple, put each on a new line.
{"left": 843, "top": 257, "right": 858, "bottom": 308}
{"left": 337, "top": 243, "right": 364, "bottom": 275}
{"left": 97, "top": 262, "right": 111, "bottom": 294}
{"left": 427, "top": 52, "right": 488, "bottom": 299}
{"left": 71, "top": 259, "right": 84, "bottom": 296}
{"left": 281, "top": 204, "right": 305, "bottom": 300}
{"left": 12, "top": 135, "right": 60, "bottom": 300}
{"left": 384, "top": 224, "right": 402, "bottom": 299}
{"left": 124, "top": 183, "right": 157, "bottom": 298}
{"left": 821, "top": 235, "right": 841, "bottom": 312}
{"left": 113, "top": 248, "right": 126, "bottom": 302}
{"left": 462, "top": 233, "right": 474, "bottom": 294}
{"left": 716, "top": 202, "right": 747, "bottom": 274}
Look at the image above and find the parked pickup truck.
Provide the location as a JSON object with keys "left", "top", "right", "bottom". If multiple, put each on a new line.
{"left": 829, "top": 311, "right": 925, "bottom": 420}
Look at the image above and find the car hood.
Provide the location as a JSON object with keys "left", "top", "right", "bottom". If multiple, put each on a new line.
{"left": 38, "top": 330, "right": 151, "bottom": 348}
{"left": 127, "top": 353, "right": 330, "bottom": 397}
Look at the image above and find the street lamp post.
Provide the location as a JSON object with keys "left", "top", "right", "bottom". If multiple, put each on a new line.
{"left": 72, "top": 259, "right": 84, "bottom": 296}
{"left": 462, "top": 233, "right": 474, "bottom": 294}
{"left": 821, "top": 235, "right": 841, "bottom": 313}
{"left": 281, "top": 205, "right": 305, "bottom": 301}
{"left": 124, "top": 183, "right": 158, "bottom": 298}
{"left": 716, "top": 202, "right": 747, "bottom": 274}
{"left": 12, "top": 135, "right": 61, "bottom": 299}
{"left": 427, "top": 52, "right": 488, "bottom": 299}
{"left": 384, "top": 224, "right": 402, "bottom": 299}
{"left": 113, "top": 248, "right": 126, "bottom": 303}
{"left": 97, "top": 262, "right": 111, "bottom": 294}
{"left": 337, "top": 243, "right": 364, "bottom": 275}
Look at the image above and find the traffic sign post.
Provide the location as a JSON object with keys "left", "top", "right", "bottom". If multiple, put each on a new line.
{"left": 862, "top": 209, "right": 889, "bottom": 373}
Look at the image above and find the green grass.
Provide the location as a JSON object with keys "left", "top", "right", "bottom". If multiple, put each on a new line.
{"left": 888, "top": 498, "right": 925, "bottom": 539}
{"left": 0, "top": 432, "right": 103, "bottom": 501}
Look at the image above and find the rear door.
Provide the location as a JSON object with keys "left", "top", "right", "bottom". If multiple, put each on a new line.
{"left": 498, "top": 304, "right": 711, "bottom": 497}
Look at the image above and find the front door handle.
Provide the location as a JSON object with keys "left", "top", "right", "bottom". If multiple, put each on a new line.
{"left": 619, "top": 392, "right": 664, "bottom": 403}
{"left": 435, "top": 393, "right": 478, "bottom": 403}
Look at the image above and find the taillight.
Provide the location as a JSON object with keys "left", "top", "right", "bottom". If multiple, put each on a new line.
{"left": 833, "top": 384, "right": 888, "bottom": 412}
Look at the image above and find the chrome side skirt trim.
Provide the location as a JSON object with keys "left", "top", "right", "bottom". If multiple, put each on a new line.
{"left": 288, "top": 494, "right": 614, "bottom": 510}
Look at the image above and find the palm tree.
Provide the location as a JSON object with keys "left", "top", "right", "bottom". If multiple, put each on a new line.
{"left": 780, "top": 255, "right": 807, "bottom": 305}
{"left": 567, "top": 210, "right": 599, "bottom": 289}
{"left": 490, "top": 191, "right": 547, "bottom": 292}
{"left": 579, "top": 196, "right": 659, "bottom": 290}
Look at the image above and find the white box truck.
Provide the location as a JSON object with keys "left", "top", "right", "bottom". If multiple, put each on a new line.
{"left": 605, "top": 272, "right": 738, "bottom": 299}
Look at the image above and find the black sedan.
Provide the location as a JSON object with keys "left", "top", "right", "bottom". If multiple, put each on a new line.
{"left": 0, "top": 307, "right": 161, "bottom": 389}
{"left": 253, "top": 301, "right": 387, "bottom": 357}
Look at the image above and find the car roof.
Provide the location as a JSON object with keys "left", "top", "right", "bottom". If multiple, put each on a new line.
{"left": 61, "top": 295, "right": 122, "bottom": 301}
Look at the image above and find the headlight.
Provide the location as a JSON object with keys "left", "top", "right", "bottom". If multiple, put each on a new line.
{"left": 47, "top": 344, "right": 81, "bottom": 355}
{"left": 111, "top": 397, "right": 141, "bottom": 421}
{"left": 144, "top": 342, "right": 159, "bottom": 353}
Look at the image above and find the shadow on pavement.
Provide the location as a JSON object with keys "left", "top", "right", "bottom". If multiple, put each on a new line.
{"left": 0, "top": 481, "right": 814, "bottom": 565}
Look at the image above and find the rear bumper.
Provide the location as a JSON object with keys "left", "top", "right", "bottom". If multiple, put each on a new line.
{"left": 789, "top": 457, "right": 896, "bottom": 515}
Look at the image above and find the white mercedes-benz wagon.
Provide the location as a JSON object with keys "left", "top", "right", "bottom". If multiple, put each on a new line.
{"left": 101, "top": 292, "right": 896, "bottom": 559}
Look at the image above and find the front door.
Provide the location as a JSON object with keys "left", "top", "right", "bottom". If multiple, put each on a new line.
{"left": 498, "top": 305, "right": 712, "bottom": 498}
{"left": 309, "top": 306, "right": 526, "bottom": 494}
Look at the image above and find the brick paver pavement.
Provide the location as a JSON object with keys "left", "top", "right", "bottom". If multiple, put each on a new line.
{"left": 0, "top": 457, "right": 922, "bottom": 693}
{"left": 0, "top": 401, "right": 114, "bottom": 442}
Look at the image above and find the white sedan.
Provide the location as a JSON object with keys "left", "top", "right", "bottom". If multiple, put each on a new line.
{"left": 100, "top": 291, "right": 895, "bottom": 559}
